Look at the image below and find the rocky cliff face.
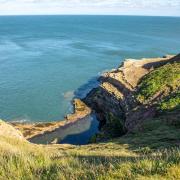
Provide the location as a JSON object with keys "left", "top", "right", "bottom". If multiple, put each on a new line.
{"left": 84, "top": 54, "right": 180, "bottom": 137}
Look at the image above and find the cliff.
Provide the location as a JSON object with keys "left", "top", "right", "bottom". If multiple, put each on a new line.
{"left": 84, "top": 54, "right": 180, "bottom": 139}
{"left": 0, "top": 54, "right": 180, "bottom": 179}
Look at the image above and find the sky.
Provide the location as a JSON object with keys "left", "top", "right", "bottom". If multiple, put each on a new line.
{"left": 0, "top": 0, "right": 179, "bottom": 16}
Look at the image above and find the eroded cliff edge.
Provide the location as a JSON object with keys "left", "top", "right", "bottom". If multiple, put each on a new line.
{"left": 84, "top": 54, "right": 180, "bottom": 140}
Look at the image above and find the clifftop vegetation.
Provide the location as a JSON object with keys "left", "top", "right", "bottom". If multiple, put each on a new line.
{"left": 137, "top": 62, "right": 180, "bottom": 104}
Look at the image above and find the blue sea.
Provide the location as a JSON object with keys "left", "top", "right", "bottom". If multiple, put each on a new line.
{"left": 0, "top": 15, "right": 180, "bottom": 123}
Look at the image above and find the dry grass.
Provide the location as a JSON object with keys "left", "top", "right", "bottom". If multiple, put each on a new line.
{"left": 0, "top": 127, "right": 179, "bottom": 180}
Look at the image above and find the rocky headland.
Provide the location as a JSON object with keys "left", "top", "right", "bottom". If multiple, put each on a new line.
{"left": 9, "top": 54, "right": 180, "bottom": 144}
{"left": 84, "top": 54, "right": 180, "bottom": 140}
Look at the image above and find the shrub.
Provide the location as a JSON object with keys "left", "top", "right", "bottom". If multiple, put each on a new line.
{"left": 136, "top": 63, "right": 180, "bottom": 103}
{"left": 159, "top": 91, "right": 180, "bottom": 111}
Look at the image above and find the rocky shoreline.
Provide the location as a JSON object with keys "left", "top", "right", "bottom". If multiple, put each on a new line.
{"left": 11, "top": 54, "right": 180, "bottom": 144}
{"left": 12, "top": 99, "right": 92, "bottom": 144}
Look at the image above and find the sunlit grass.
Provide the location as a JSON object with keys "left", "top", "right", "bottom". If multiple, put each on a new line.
{"left": 0, "top": 120, "right": 180, "bottom": 180}
{"left": 137, "top": 62, "right": 180, "bottom": 103}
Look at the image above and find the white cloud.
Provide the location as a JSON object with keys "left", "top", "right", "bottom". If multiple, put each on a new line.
{"left": 0, "top": 0, "right": 179, "bottom": 16}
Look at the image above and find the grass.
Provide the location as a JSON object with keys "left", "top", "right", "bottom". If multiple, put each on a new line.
{"left": 137, "top": 62, "right": 180, "bottom": 103}
{"left": 0, "top": 113, "right": 180, "bottom": 180}
{"left": 117, "top": 118, "right": 180, "bottom": 151}
{"left": 0, "top": 139, "right": 179, "bottom": 180}
{"left": 1, "top": 60, "right": 180, "bottom": 179}
{"left": 159, "top": 91, "right": 180, "bottom": 111}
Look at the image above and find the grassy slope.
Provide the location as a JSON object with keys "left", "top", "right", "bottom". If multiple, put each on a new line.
{"left": 0, "top": 62, "right": 180, "bottom": 180}
{"left": 0, "top": 113, "right": 180, "bottom": 180}
{"left": 137, "top": 62, "right": 180, "bottom": 104}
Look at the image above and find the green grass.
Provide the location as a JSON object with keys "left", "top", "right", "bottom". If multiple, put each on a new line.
{"left": 136, "top": 62, "right": 180, "bottom": 103}
{"left": 0, "top": 114, "right": 180, "bottom": 180}
{"left": 1, "top": 140, "right": 179, "bottom": 180}
{"left": 159, "top": 92, "right": 180, "bottom": 111}
{"left": 116, "top": 118, "right": 180, "bottom": 151}
{"left": 1, "top": 60, "right": 180, "bottom": 179}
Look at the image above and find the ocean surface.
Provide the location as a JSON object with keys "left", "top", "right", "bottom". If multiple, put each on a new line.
{"left": 0, "top": 15, "right": 180, "bottom": 123}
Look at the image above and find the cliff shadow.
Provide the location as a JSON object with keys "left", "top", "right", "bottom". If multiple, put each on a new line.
{"left": 74, "top": 76, "right": 100, "bottom": 99}
{"left": 29, "top": 114, "right": 99, "bottom": 145}
{"left": 60, "top": 114, "right": 99, "bottom": 145}
{"left": 101, "top": 76, "right": 134, "bottom": 96}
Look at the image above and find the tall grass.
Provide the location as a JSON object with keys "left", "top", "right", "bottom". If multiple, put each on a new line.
{"left": 0, "top": 135, "right": 180, "bottom": 180}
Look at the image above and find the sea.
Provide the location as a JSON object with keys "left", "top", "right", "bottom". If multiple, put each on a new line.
{"left": 0, "top": 15, "right": 179, "bottom": 144}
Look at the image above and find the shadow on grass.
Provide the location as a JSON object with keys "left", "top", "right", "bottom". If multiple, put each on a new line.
{"left": 76, "top": 155, "right": 140, "bottom": 166}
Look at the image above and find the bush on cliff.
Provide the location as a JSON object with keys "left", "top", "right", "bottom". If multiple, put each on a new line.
{"left": 102, "top": 113, "right": 126, "bottom": 137}
{"left": 159, "top": 91, "right": 180, "bottom": 111}
{"left": 89, "top": 113, "right": 125, "bottom": 143}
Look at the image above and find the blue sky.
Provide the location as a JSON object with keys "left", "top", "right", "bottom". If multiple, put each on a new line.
{"left": 0, "top": 0, "right": 179, "bottom": 16}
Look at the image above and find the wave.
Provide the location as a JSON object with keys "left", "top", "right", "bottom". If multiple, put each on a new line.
{"left": 0, "top": 39, "right": 22, "bottom": 51}
{"left": 11, "top": 118, "right": 31, "bottom": 123}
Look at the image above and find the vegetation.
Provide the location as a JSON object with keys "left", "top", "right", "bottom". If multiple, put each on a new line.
{"left": 159, "top": 91, "right": 180, "bottom": 111}
{"left": 90, "top": 113, "right": 126, "bottom": 143}
{"left": 0, "top": 111, "right": 180, "bottom": 180}
{"left": 137, "top": 62, "right": 180, "bottom": 103}
{"left": 0, "top": 60, "right": 180, "bottom": 179}
{"left": 102, "top": 113, "right": 125, "bottom": 137}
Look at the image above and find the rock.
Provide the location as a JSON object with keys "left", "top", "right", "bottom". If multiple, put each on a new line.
{"left": 84, "top": 54, "right": 180, "bottom": 134}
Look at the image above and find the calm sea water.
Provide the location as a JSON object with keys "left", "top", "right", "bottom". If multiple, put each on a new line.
{"left": 0, "top": 15, "right": 180, "bottom": 123}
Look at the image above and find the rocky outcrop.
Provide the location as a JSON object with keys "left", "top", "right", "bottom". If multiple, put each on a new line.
{"left": 84, "top": 54, "right": 180, "bottom": 134}
{"left": 12, "top": 99, "right": 92, "bottom": 144}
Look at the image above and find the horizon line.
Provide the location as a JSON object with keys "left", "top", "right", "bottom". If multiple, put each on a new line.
{"left": 0, "top": 14, "right": 179, "bottom": 17}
